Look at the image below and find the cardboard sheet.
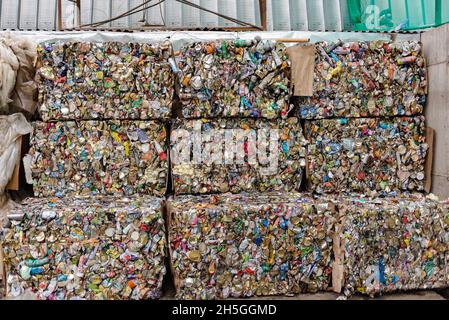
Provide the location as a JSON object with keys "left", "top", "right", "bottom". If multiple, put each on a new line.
{"left": 286, "top": 44, "right": 315, "bottom": 96}
{"left": 331, "top": 222, "right": 344, "bottom": 293}
{"left": 166, "top": 200, "right": 180, "bottom": 290}
{"left": 6, "top": 136, "right": 21, "bottom": 191}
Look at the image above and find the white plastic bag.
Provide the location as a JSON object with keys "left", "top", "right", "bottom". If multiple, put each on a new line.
{"left": 2, "top": 33, "right": 38, "bottom": 115}
{"left": 0, "top": 113, "right": 32, "bottom": 195}
{"left": 0, "top": 38, "right": 19, "bottom": 110}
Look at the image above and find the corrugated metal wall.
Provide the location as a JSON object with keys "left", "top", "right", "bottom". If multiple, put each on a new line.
{"left": 0, "top": 0, "right": 449, "bottom": 31}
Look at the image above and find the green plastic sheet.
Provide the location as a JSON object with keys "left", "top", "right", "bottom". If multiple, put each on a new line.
{"left": 347, "top": 0, "right": 448, "bottom": 31}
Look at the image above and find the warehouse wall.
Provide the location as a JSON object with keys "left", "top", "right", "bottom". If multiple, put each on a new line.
{"left": 422, "top": 24, "right": 449, "bottom": 198}
{"left": 0, "top": 0, "right": 354, "bottom": 31}
{"left": 1, "top": 0, "right": 447, "bottom": 31}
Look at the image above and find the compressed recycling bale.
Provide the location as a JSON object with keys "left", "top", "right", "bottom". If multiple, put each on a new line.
{"left": 1, "top": 196, "right": 167, "bottom": 300}
{"left": 298, "top": 41, "right": 427, "bottom": 119}
{"left": 171, "top": 117, "right": 307, "bottom": 195}
{"left": 168, "top": 193, "right": 336, "bottom": 299}
{"left": 336, "top": 195, "right": 449, "bottom": 297}
{"left": 30, "top": 120, "right": 168, "bottom": 197}
{"left": 305, "top": 116, "right": 428, "bottom": 195}
{"left": 177, "top": 39, "right": 291, "bottom": 119}
{"left": 36, "top": 41, "right": 175, "bottom": 121}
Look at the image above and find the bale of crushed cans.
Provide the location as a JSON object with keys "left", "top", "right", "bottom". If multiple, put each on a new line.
{"left": 305, "top": 116, "right": 428, "bottom": 195}
{"left": 334, "top": 195, "right": 449, "bottom": 297}
{"left": 298, "top": 41, "right": 427, "bottom": 119}
{"left": 1, "top": 196, "right": 167, "bottom": 300}
{"left": 167, "top": 193, "right": 336, "bottom": 299}
{"left": 171, "top": 118, "right": 307, "bottom": 195}
{"left": 177, "top": 38, "right": 291, "bottom": 119}
{"left": 36, "top": 41, "right": 175, "bottom": 121}
{"left": 30, "top": 120, "right": 168, "bottom": 197}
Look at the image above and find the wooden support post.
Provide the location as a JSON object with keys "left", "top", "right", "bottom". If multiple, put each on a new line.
{"left": 259, "top": 0, "right": 267, "bottom": 31}
{"left": 57, "top": 0, "right": 62, "bottom": 30}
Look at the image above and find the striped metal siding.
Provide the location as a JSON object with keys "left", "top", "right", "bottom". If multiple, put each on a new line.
{"left": 3, "top": 0, "right": 440, "bottom": 31}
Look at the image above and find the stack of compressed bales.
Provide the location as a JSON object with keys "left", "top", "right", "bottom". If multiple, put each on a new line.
{"left": 1, "top": 40, "right": 175, "bottom": 300}
{"left": 168, "top": 193, "right": 336, "bottom": 299}
{"left": 168, "top": 38, "right": 313, "bottom": 299}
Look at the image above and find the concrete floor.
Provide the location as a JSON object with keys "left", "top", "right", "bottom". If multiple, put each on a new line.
{"left": 159, "top": 291, "right": 447, "bottom": 300}
{"left": 161, "top": 290, "right": 447, "bottom": 300}
{"left": 159, "top": 281, "right": 448, "bottom": 300}
{"left": 1, "top": 277, "right": 447, "bottom": 300}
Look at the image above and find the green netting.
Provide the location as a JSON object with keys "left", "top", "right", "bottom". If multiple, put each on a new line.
{"left": 347, "top": 0, "right": 449, "bottom": 31}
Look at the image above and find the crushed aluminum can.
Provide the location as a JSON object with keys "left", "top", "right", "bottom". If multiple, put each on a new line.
{"left": 170, "top": 117, "right": 307, "bottom": 195}
{"left": 168, "top": 192, "right": 336, "bottom": 299}
{"left": 1, "top": 196, "right": 167, "bottom": 300}
{"left": 305, "top": 116, "right": 428, "bottom": 195}
{"left": 30, "top": 120, "right": 168, "bottom": 197}
{"left": 36, "top": 41, "right": 175, "bottom": 121}
{"left": 298, "top": 41, "right": 427, "bottom": 119}
{"left": 334, "top": 194, "right": 449, "bottom": 297}
{"left": 177, "top": 38, "right": 291, "bottom": 119}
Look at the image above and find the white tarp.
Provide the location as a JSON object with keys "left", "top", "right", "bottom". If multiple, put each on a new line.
{"left": 0, "top": 29, "right": 402, "bottom": 51}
